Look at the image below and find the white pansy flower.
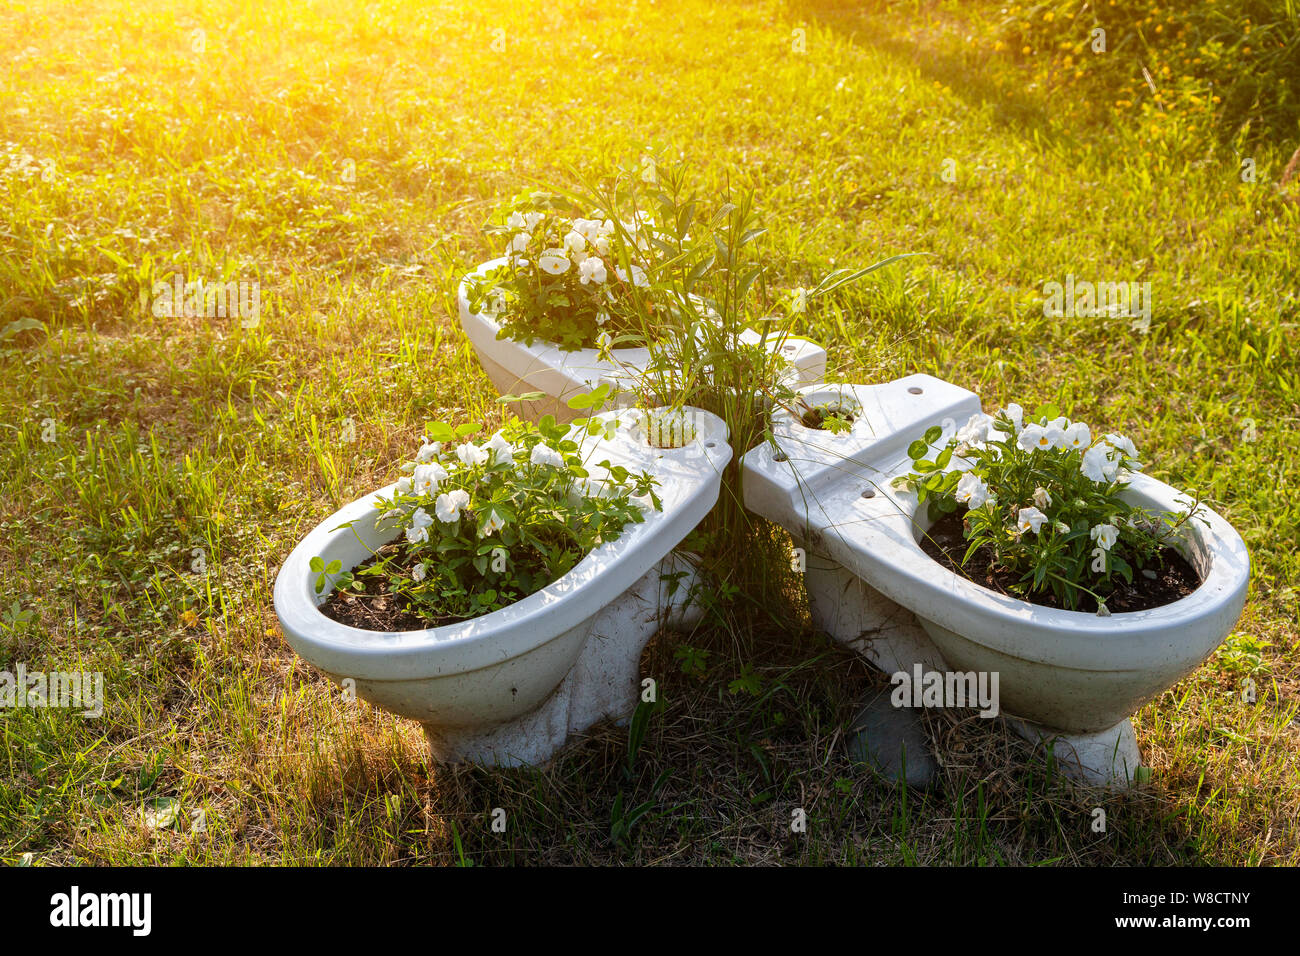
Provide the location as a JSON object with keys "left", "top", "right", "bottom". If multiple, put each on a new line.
{"left": 395, "top": 476, "right": 413, "bottom": 496}
{"left": 415, "top": 440, "right": 442, "bottom": 463}
{"left": 530, "top": 442, "right": 565, "bottom": 468}
{"left": 412, "top": 462, "right": 448, "bottom": 497}
{"left": 1018, "top": 424, "right": 1049, "bottom": 452}
{"left": 615, "top": 264, "right": 649, "bottom": 288}
{"left": 405, "top": 506, "right": 434, "bottom": 544}
{"left": 485, "top": 432, "right": 516, "bottom": 467}
{"left": 435, "top": 489, "right": 470, "bottom": 523}
{"left": 455, "top": 442, "right": 489, "bottom": 467}
{"left": 578, "top": 256, "right": 607, "bottom": 285}
{"left": 411, "top": 562, "right": 427, "bottom": 583}
{"left": 956, "top": 413, "right": 992, "bottom": 446}
{"left": 1033, "top": 486, "right": 1052, "bottom": 510}
{"left": 1004, "top": 403, "right": 1024, "bottom": 431}
{"left": 563, "top": 229, "right": 588, "bottom": 257}
{"left": 478, "top": 511, "right": 506, "bottom": 538}
{"left": 955, "top": 473, "right": 989, "bottom": 509}
{"left": 507, "top": 232, "right": 530, "bottom": 254}
{"left": 508, "top": 210, "right": 545, "bottom": 232}
{"left": 1047, "top": 416, "right": 1069, "bottom": 431}
{"left": 1081, "top": 444, "right": 1120, "bottom": 483}
{"left": 573, "top": 217, "right": 613, "bottom": 243}
{"left": 1063, "top": 422, "right": 1091, "bottom": 450}
{"left": 1090, "top": 523, "right": 1119, "bottom": 551}
{"left": 537, "top": 250, "right": 570, "bottom": 275}
{"left": 1105, "top": 433, "right": 1137, "bottom": 456}
{"left": 1017, "top": 507, "right": 1048, "bottom": 534}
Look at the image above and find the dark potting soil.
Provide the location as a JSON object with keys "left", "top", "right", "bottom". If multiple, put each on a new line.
{"left": 918, "top": 511, "right": 1202, "bottom": 613}
{"left": 318, "top": 543, "right": 455, "bottom": 633}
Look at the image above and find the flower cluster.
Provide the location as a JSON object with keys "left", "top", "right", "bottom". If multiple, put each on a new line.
{"left": 465, "top": 195, "right": 658, "bottom": 350}
{"left": 342, "top": 414, "right": 661, "bottom": 623}
{"left": 896, "top": 402, "right": 1194, "bottom": 611}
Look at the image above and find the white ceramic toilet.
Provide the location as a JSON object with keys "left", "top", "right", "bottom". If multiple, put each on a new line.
{"left": 274, "top": 407, "right": 732, "bottom": 767}
{"left": 458, "top": 258, "right": 828, "bottom": 422}
{"left": 742, "top": 375, "right": 1251, "bottom": 786}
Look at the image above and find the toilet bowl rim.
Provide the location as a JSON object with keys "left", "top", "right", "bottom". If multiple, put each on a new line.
{"left": 809, "top": 468, "right": 1250, "bottom": 668}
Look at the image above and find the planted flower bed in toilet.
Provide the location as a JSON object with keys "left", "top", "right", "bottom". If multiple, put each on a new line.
{"left": 742, "top": 376, "right": 1251, "bottom": 786}
{"left": 273, "top": 396, "right": 732, "bottom": 767}
{"left": 457, "top": 195, "right": 827, "bottom": 422}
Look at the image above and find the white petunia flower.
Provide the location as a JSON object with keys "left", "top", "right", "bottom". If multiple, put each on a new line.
{"left": 456, "top": 443, "right": 489, "bottom": 467}
{"left": 578, "top": 256, "right": 607, "bottom": 285}
{"left": 955, "top": 472, "right": 989, "bottom": 509}
{"left": 1090, "top": 523, "right": 1119, "bottom": 551}
{"left": 1081, "top": 444, "right": 1120, "bottom": 483}
{"left": 530, "top": 442, "right": 565, "bottom": 468}
{"left": 1033, "top": 486, "right": 1052, "bottom": 510}
{"left": 538, "top": 250, "right": 570, "bottom": 275}
{"left": 435, "top": 489, "right": 470, "bottom": 523}
{"left": 405, "top": 506, "right": 434, "bottom": 544}
{"left": 1017, "top": 507, "right": 1048, "bottom": 534}
{"left": 412, "top": 462, "right": 448, "bottom": 497}
{"left": 411, "top": 562, "right": 427, "bottom": 583}
{"left": 1063, "top": 422, "right": 1091, "bottom": 450}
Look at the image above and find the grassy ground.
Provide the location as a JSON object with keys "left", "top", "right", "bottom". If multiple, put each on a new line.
{"left": 2, "top": 0, "right": 1297, "bottom": 865}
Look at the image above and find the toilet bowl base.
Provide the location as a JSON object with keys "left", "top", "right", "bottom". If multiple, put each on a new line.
{"left": 1003, "top": 716, "right": 1142, "bottom": 788}
{"left": 476, "top": 350, "right": 585, "bottom": 424}
{"left": 421, "top": 554, "right": 702, "bottom": 767}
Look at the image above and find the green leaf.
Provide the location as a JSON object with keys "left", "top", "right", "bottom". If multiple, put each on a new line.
{"left": 325, "top": 559, "right": 342, "bottom": 575}
{"left": 923, "top": 425, "right": 942, "bottom": 445}
{"left": 907, "top": 439, "right": 929, "bottom": 460}
{"left": 454, "top": 422, "right": 483, "bottom": 438}
{"left": 0, "top": 317, "right": 46, "bottom": 341}
{"left": 309, "top": 556, "right": 325, "bottom": 572}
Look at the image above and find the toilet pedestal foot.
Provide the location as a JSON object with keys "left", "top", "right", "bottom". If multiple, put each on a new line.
{"left": 422, "top": 554, "right": 700, "bottom": 767}
{"left": 801, "top": 544, "right": 947, "bottom": 674}
{"left": 1004, "top": 716, "right": 1142, "bottom": 788}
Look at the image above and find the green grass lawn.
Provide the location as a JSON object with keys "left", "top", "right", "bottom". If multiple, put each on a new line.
{"left": 2, "top": 0, "right": 1297, "bottom": 865}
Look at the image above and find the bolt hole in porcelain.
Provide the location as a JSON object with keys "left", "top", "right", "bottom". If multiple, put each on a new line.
{"left": 275, "top": 407, "right": 732, "bottom": 767}
{"left": 741, "top": 374, "right": 1251, "bottom": 787}
{"left": 458, "top": 257, "right": 828, "bottom": 423}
